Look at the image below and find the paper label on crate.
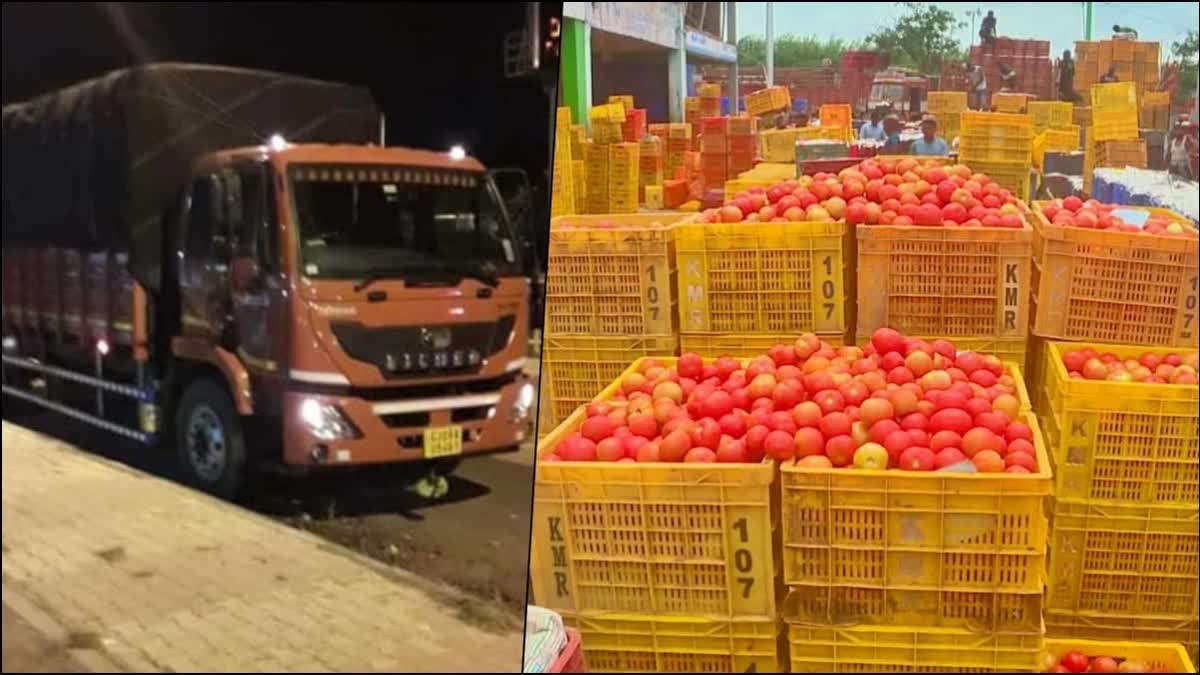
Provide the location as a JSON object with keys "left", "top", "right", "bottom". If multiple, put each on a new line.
{"left": 1111, "top": 208, "right": 1150, "bottom": 227}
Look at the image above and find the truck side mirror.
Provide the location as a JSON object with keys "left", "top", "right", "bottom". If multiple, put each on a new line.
{"left": 231, "top": 256, "right": 260, "bottom": 292}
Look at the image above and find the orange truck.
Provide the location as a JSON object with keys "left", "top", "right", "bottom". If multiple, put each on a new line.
{"left": 1, "top": 64, "right": 536, "bottom": 497}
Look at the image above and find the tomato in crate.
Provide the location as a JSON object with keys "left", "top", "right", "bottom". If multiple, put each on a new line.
{"left": 1035, "top": 340, "right": 1198, "bottom": 506}
{"left": 546, "top": 215, "right": 684, "bottom": 337}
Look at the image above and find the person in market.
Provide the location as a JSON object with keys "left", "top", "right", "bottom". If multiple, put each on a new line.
{"left": 1167, "top": 121, "right": 1198, "bottom": 180}
{"left": 859, "top": 107, "right": 887, "bottom": 143}
{"left": 881, "top": 114, "right": 903, "bottom": 153}
{"left": 910, "top": 116, "right": 949, "bottom": 156}
{"left": 1057, "top": 50, "right": 1079, "bottom": 102}
{"left": 998, "top": 63, "right": 1018, "bottom": 92}
{"left": 968, "top": 64, "right": 989, "bottom": 110}
{"left": 979, "top": 10, "right": 997, "bottom": 48}
{"left": 1100, "top": 65, "right": 1119, "bottom": 83}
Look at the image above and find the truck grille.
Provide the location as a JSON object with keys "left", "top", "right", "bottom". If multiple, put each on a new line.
{"left": 330, "top": 316, "right": 516, "bottom": 379}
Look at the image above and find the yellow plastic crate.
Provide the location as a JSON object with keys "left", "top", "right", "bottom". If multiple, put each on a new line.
{"left": 1047, "top": 500, "right": 1198, "bottom": 618}
{"left": 561, "top": 614, "right": 785, "bottom": 673}
{"left": 1028, "top": 101, "right": 1075, "bottom": 133}
{"left": 532, "top": 357, "right": 779, "bottom": 619}
{"left": 541, "top": 333, "right": 679, "bottom": 425}
{"left": 1045, "top": 613, "right": 1199, "bottom": 666}
{"left": 591, "top": 102, "right": 627, "bottom": 124}
{"left": 737, "top": 161, "right": 798, "bottom": 181}
{"left": 961, "top": 111, "right": 1034, "bottom": 141}
{"left": 819, "top": 104, "right": 852, "bottom": 131}
{"left": 680, "top": 332, "right": 846, "bottom": 359}
{"left": 855, "top": 221, "right": 1033, "bottom": 338}
{"left": 1029, "top": 202, "right": 1200, "bottom": 347}
{"left": 745, "top": 85, "right": 791, "bottom": 117}
{"left": 779, "top": 407, "right": 1052, "bottom": 632}
{"left": 789, "top": 623, "right": 1044, "bottom": 673}
{"left": 675, "top": 217, "right": 851, "bottom": 335}
{"left": 1091, "top": 81, "right": 1138, "bottom": 110}
{"left": 1043, "top": 638, "right": 1196, "bottom": 674}
{"left": 927, "top": 91, "right": 968, "bottom": 114}
{"left": 1035, "top": 340, "right": 1199, "bottom": 506}
{"left": 993, "top": 92, "right": 1031, "bottom": 113}
{"left": 1095, "top": 138, "right": 1148, "bottom": 168}
{"left": 546, "top": 215, "right": 685, "bottom": 336}
{"left": 1142, "top": 91, "right": 1171, "bottom": 106}
{"left": 1032, "top": 127, "right": 1081, "bottom": 170}
{"left": 1092, "top": 108, "right": 1139, "bottom": 142}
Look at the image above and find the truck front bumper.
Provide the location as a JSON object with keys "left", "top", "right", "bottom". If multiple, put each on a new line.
{"left": 281, "top": 375, "right": 535, "bottom": 466}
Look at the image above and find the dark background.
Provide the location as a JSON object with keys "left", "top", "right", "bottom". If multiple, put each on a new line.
{"left": 2, "top": 1, "right": 554, "bottom": 186}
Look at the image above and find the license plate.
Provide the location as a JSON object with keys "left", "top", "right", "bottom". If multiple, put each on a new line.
{"left": 423, "top": 425, "right": 463, "bottom": 458}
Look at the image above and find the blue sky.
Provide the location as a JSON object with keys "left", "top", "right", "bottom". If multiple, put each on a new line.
{"left": 735, "top": 2, "right": 1199, "bottom": 61}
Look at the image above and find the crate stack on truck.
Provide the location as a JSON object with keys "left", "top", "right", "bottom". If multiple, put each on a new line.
{"left": 1024, "top": 195, "right": 1200, "bottom": 664}
{"left": 970, "top": 38, "right": 1054, "bottom": 101}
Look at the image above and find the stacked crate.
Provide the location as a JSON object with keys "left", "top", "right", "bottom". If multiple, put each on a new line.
{"left": 582, "top": 142, "right": 638, "bottom": 214}
{"left": 550, "top": 107, "right": 577, "bottom": 217}
{"left": 1032, "top": 343, "right": 1199, "bottom": 663}
{"left": 675, "top": 206, "right": 851, "bottom": 355}
{"left": 1073, "top": 39, "right": 1161, "bottom": 100}
{"left": 532, "top": 356, "right": 785, "bottom": 672}
{"left": 621, "top": 108, "right": 647, "bottom": 143}
{"left": 698, "top": 116, "right": 757, "bottom": 190}
{"left": 1094, "top": 138, "right": 1148, "bottom": 168}
{"left": 1032, "top": 126, "right": 1082, "bottom": 170}
{"left": 927, "top": 91, "right": 967, "bottom": 141}
{"left": 970, "top": 38, "right": 1054, "bottom": 100}
{"left": 1025, "top": 201, "right": 1199, "bottom": 661}
{"left": 1140, "top": 90, "right": 1171, "bottom": 130}
{"left": 958, "top": 111, "right": 1034, "bottom": 202}
{"left": 607, "top": 94, "right": 634, "bottom": 115}
{"left": 1027, "top": 101, "right": 1074, "bottom": 135}
{"left": 699, "top": 82, "right": 722, "bottom": 118}
{"left": 664, "top": 123, "right": 692, "bottom": 179}
{"left": 992, "top": 92, "right": 1031, "bottom": 114}
{"left": 637, "top": 135, "right": 663, "bottom": 203}
{"left": 782, "top": 401, "right": 1052, "bottom": 672}
{"left": 540, "top": 214, "right": 685, "bottom": 431}
{"left": 685, "top": 96, "right": 702, "bottom": 144}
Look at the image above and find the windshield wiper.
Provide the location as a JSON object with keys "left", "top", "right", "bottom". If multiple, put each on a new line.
{"left": 441, "top": 260, "right": 500, "bottom": 288}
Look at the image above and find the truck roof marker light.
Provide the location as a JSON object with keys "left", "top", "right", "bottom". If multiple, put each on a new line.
{"left": 96, "top": 339, "right": 110, "bottom": 356}
{"left": 449, "top": 145, "right": 466, "bottom": 161}
{"left": 269, "top": 133, "right": 288, "bottom": 152}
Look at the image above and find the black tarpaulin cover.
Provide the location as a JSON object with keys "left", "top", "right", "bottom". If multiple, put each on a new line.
{"left": 2, "top": 62, "right": 379, "bottom": 293}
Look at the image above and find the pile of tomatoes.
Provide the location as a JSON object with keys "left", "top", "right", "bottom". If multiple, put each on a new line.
{"left": 1062, "top": 348, "right": 1200, "bottom": 385}
{"left": 697, "top": 157, "right": 1028, "bottom": 228}
{"left": 1043, "top": 649, "right": 1171, "bottom": 673}
{"left": 1041, "top": 197, "right": 1198, "bottom": 237}
{"left": 544, "top": 328, "right": 1037, "bottom": 474}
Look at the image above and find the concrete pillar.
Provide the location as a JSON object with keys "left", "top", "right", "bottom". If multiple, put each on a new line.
{"left": 728, "top": 2, "right": 738, "bottom": 113}
{"left": 668, "top": 15, "right": 687, "bottom": 123}
{"left": 561, "top": 17, "right": 592, "bottom": 128}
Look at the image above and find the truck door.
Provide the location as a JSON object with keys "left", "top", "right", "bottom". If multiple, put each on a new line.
{"left": 180, "top": 173, "right": 231, "bottom": 341}
{"left": 224, "top": 163, "right": 286, "bottom": 382}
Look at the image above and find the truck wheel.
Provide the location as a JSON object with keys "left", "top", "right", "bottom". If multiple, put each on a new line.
{"left": 175, "top": 378, "right": 246, "bottom": 499}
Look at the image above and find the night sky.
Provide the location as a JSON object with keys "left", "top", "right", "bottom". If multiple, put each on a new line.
{"left": 2, "top": 2, "right": 555, "bottom": 184}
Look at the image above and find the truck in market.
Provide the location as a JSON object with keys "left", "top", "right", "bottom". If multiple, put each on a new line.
{"left": 866, "top": 68, "right": 931, "bottom": 118}
{"left": 1, "top": 63, "right": 537, "bottom": 497}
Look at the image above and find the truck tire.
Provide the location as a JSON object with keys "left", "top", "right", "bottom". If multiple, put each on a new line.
{"left": 175, "top": 378, "right": 246, "bottom": 499}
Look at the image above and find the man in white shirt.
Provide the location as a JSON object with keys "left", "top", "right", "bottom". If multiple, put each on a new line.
{"left": 969, "top": 65, "right": 988, "bottom": 110}
{"left": 859, "top": 108, "right": 887, "bottom": 143}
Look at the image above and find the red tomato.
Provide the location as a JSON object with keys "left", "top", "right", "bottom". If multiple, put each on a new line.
{"left": 659, "top": 429, "right": 692, "bottom": 462}
{"left": 819, "top": 412, "right": 852, "bottom": 438}
{"left": 825, "top": 435, "right": 857, "bottom": 467}
{"left": 763, "top": 430, "right": 797, "bottom": 460}
{"left": 684, "top": 447, "right": 717, "bottom": 463}
{"left": 898, "top": 446, "right": 936, "bottom": 471}
{"left": 596, "top": 437, "right": 626, "bottom": 461}
{"left": 581, "top": 415, "right": 615, "bottom": 442}
{"left": 794, "top": 427, "right": 825, "bottom": 458}
{"left": 1090, "top": 658, "right": 1119, "bottom": 674}
{"left": 1060, "top": 651, "right": 1089, "bottom": 673}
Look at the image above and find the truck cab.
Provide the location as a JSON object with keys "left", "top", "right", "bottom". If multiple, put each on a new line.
{"left": 166, "top": 142, "right": 535, "bottom": 494}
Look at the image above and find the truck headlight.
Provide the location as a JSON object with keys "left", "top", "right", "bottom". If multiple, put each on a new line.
{"left": 512, "top": 382, "right": 536, "bottom": 422}
{"left": 299, "top": 398, "right": 357, "bottom": 440}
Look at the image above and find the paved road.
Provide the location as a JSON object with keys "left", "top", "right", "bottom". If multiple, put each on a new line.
{"left": 1, "top": 361, "right": 539, "bottom": 621}
{"left": 2, "top": 422, "right": 523, "bottom": 672}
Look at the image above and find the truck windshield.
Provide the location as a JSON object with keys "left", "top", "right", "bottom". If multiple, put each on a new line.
{"left": 288, "top": 165, "right": 522, "bottom": 281}
{"left": 871, "top": 84, "right": 905, "bottom": 103}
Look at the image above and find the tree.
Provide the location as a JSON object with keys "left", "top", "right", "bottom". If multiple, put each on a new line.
{"left": 1172, "top": 30, "right": 1198, "bottom": 103}
{"left": 864, "top": 2, "right": 964, "bottom": 74}
{"left": 737, "top": 34, "right": 855, "bottom": 68}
